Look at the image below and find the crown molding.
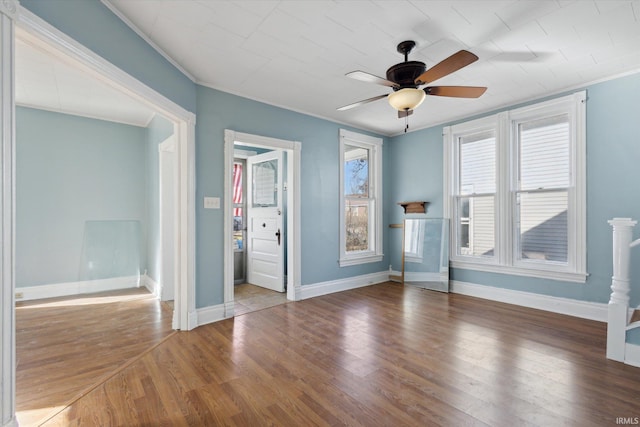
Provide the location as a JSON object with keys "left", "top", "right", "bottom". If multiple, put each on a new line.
{"left": 100, "top": 0, "right": 196, "bottom": 83}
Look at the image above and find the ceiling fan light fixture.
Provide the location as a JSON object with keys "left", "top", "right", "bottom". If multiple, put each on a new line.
{"left": 388, "top": 88, "right": 426, "bottom": 111}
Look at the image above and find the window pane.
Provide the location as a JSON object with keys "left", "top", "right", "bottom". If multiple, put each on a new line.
{"left": 457, "top": 196, "right": 495, "bottom": 257}
{"left": 252, "top": 159, "right": 277, "bottom": 207}
{"left": 518, "top": 191, "right": 568, "bottom": 263}
{"left": 345, "top": 199, "right": 369, "bottom": 252}
{"left": 460, "top": 131, "right": 495, "bottom": 194}
{"left": 519, "top": 115, "right": 569, "bottom": 190}
{"left": 233, "top": 162, "right": 243, "bottom": 204}
{"left": 344, "top": 144, "right": 369, "bottom": 197}
{"left": 233, "top": 207, "right": 243, "bottom": 251}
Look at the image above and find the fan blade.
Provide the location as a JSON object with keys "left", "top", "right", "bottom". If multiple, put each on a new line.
{"left": 398, "top": 109, "right": 413, "bottom": 119}
{"left": 425, "top": 86, "right": 487, "bottom": 98}
{"left": 346, "top": 71, "right": 399, "bottom": 88}
{"left": 337, "top": 94, "right": 389, "bottom": 111}
{"left": 414, "top": 50, "right": 479, "bottom": 85}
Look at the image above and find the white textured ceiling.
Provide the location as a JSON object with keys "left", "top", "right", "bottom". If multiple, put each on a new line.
{"left": 15, "top": 29, "right": 156, "bottom": 127}
{"left": 20, "top": 1, "right": 640, "bottom": 135}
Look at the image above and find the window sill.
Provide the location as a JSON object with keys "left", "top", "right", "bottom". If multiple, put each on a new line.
{"left": 339, "top": 254, "right": 383, "bottom": 267}
{"left": 450, "top": 260, "right": 588, "bottom": 283}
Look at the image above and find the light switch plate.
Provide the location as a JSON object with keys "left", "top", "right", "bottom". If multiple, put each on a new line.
{"left": 204, "top": 196, "right": 220, "bottom": 209}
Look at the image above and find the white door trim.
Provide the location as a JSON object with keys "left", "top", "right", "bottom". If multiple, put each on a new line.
{"left": 158, "top": 136, "right": 177, "bottom": 308}
{"left": 14, "top": 6, "right": 197, "bottom": 332}
{"left": 1, "top": 1, "right": 18, "bottom": 425}
{"left": 223, "top": 130, "right": 301, "bottom": 316}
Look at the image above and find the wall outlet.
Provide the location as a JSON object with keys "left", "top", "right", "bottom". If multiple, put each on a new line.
{"left": 15, "top": 292, "right": 23, "bottom": 300}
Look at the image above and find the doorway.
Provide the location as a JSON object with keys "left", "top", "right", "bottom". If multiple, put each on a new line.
{"left": 223, "top": 130, "right": 301, "bottom": 316}
{"left": 14, "top": 11, "right": 195, "bottom": 330}
{"left": 6, "top": 9, "right": 196, "bottom": 426}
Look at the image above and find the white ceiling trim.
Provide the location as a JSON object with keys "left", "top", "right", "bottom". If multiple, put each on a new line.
{"left": 195, "top": 80, "right": 382, "bottom": 136}
{"left": 16, "top": 101, "right": 155, "bottom": 128}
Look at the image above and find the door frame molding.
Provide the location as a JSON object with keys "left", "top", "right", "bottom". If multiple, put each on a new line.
{"left": 1, "top": 2, "right": 18, "bottom": 425}
{"left": 14, "top": 7, "right": 197, "bottom": 331}
{"left": 223, "top": 130, "right": 301, "bottom": 315}
{"left": 158, "top": 136, "right": 177, "bottom": 308}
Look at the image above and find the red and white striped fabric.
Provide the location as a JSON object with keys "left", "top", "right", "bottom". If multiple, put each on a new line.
{"left": 233, "top": 163, "right": 243, "bottom": 217}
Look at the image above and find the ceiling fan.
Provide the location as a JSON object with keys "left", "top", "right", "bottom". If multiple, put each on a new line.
{"left": 338, "top": 40, "right": 487, "bottom": 131}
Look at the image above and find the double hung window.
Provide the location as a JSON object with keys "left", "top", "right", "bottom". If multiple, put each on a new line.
{"left": 339, "top": 129, "right": 383, "bottom": 266}
{"left": 444, "top": 91, "right": 586, "bottom": 282}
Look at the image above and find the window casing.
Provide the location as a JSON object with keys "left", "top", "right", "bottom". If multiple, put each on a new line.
{"left": 339, "top": 129, "right": 383, "bottom": 266}
{"left": 444, "top": 91, "right": 586, "bottom": 282}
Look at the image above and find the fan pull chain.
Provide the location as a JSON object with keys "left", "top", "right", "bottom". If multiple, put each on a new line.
{"left": 404, "top": 111, "right": 409, "bottom": 133}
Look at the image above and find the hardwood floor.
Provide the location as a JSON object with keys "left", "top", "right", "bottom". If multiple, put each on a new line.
{"left": 19, "top": 282, "right": 640, "bottom": 426}
{"left": 233, "top": 283, "right": 288, "bottom": 316}
{"left": 16, "top": 288, "right": 174, "bottom": 426}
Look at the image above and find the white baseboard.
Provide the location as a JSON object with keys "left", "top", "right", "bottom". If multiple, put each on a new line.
{"left": 15, "top": 275, "right": 141, "bottom": 301}
{"left": 450, "top": 280, "right": 608, "bottom": 322}
{"left": 625, "top": 343, "right": 640, "bottom": 368}
{"left": 298, "top": 271, "right": 389, "bottom": 300}
{"left": 142, "top": 275, "right": 160, "bottom": 298}
{"left": 195, "top": 303, "right": 227, "bottom": 327}
{"left": 404, "top": 271, "right": 446, "bottom": 282}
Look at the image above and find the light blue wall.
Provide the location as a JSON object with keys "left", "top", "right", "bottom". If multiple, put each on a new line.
{"left": 16, "top": 107, "right": 147, "bottom": 287}
{"left": 145, "top": 115, "right": 174, "bottom": 283}
{"left": 387, "top": 127, "right": 445, "bottom": 271}
{"left": 20, "top": 0, "right": 196, "bottom": 113}
{"left": 195, "top": 86, "right": 390, "bottom": 307}
{"left": 387, "top": 72, "right": 640, "bottom": 307}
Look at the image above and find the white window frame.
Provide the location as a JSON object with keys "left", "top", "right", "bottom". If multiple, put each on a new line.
{"left": 339, "top": 129, "right": 383, "bottom": 267}
{"left": 443, "top": 91, "right": 587, "bottom": 283}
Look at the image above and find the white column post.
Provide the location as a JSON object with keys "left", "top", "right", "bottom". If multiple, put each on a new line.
{"left": 607, "top": 218, "right": 637, "bottom": 362}
{"left": 0, "top": 0, "right": 17, "bottom": 426}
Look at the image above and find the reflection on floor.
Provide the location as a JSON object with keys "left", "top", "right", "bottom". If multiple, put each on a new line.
{"left": 234, "top": 283, "right": 288, "bottom": 316}
{"left": 15, "top": 287, "right": 174, "bottom": 426}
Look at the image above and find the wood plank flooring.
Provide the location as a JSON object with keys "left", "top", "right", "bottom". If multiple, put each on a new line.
{"left": 16, "top": 288, "right": 174, "bottom": 426}
{"left": 20, "top": 282, "right": 640, "bottom": 426}
{"left": 233, "top": 283, "right": 288, "bottom": 316}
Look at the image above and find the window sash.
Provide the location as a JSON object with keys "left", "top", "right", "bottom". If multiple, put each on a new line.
{"left": 443, "top": 91, "right": 586, "bottom": 282}
{"left": 345, "top": 197, "right": 374, "bottom": 253}
{"left": 514, "top": 188, "right": 569, "bottom": 266}
{"left": 339, "top": 129, "right": 383, "bottom": 266}
{"left": 453, "top": 194, "right": 496, "bottom": 259}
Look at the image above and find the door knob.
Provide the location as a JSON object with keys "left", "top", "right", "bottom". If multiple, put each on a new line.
{"left": 275, "top": 228, "right": 281, "bottom": 246}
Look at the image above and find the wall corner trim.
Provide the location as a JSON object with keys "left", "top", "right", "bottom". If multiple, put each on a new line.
{"left": 194, "top": 303, "right": 227, "bottom": 328}
{"left": 450, "top": 280, "right": 608, "bottom": 322}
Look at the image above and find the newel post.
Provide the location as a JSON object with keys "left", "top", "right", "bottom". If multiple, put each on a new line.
{"left": 607, "top": 218, "right": 637, "bottom": 362}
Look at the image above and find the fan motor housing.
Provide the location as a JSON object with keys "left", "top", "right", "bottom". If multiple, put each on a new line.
{"left": 386, "top": 61, "right": 426, "bottom": 90}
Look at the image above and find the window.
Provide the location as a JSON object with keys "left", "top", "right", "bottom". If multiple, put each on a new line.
{"left": 339, "top": 129, "right": 383, "bottom": 266}
{"left": 444, "top": 91, "right": 586, "bottom": 282}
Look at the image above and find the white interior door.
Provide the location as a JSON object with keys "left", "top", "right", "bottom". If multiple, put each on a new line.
{"left": 247, "top": 150, "right": 284, "bottom": 292}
